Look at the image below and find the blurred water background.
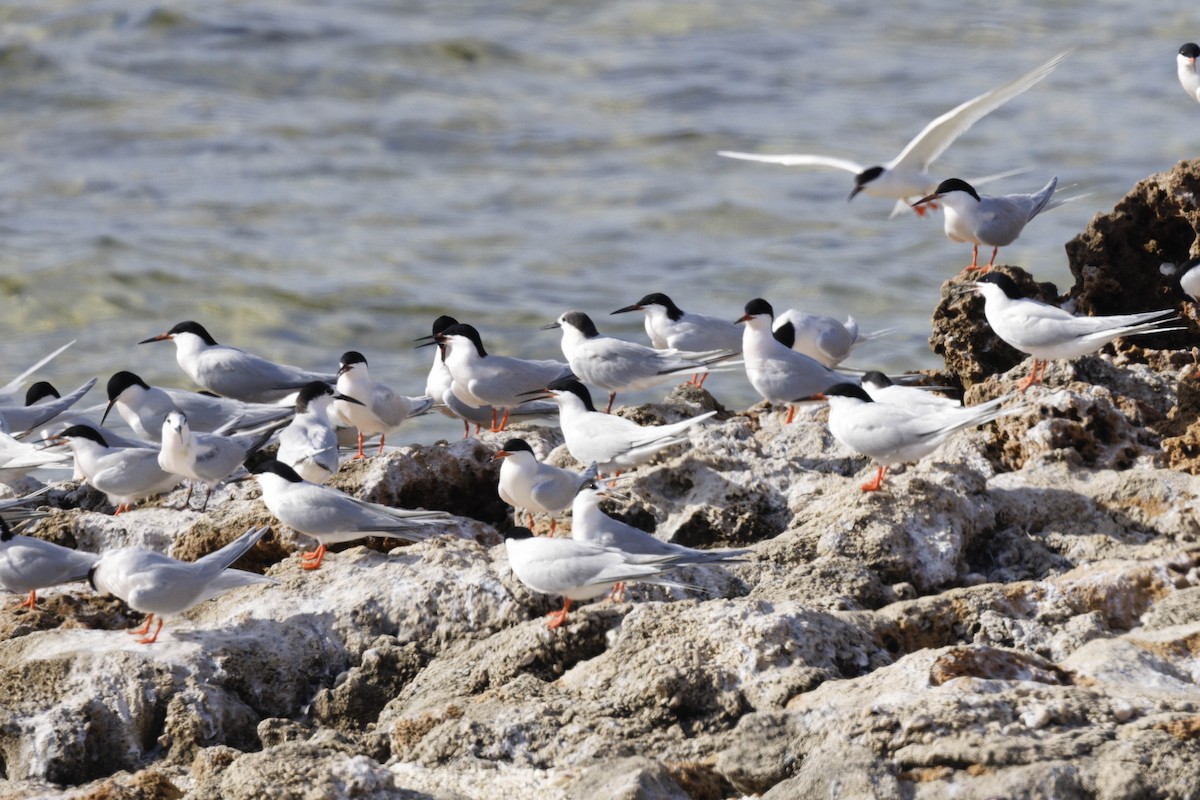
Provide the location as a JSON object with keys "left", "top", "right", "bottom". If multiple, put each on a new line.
{"left": 0, "top": 0, "right": 1195, "bottom": 441}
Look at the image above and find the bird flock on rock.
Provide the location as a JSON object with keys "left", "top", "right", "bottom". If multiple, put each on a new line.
{"left": 1, "top": 46, "right": 1198, "bottom": 637}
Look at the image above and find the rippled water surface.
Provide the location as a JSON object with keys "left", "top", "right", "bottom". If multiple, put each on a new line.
{"left": 0, "top": 1, "right": 1195, "bottom": 437}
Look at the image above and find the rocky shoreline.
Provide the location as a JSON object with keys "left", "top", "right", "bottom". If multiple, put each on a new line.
{"left": 2, "top": 162, "right": 1200, "bottom": 799}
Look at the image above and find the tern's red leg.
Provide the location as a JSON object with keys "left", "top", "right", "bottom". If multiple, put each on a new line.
{"left": 498, "top": 408, "right": 511, "bottom": 430}
{"left": 462, "top": 420, "right": 470, "bottom": 439}
{"left": 962, "top": 245, "right": 981, "bottom": 273}
{"left": 129, "top": 614, "right": 155, "bottom": 636}
{"left": 526, "top": 511, "right": 534, "bottom": 528}
{"left": 137, "top": 617, "right": 164, "bottom": 645}
{"left": 981, "top": 247, "right": 999, "bottom": 274}
{"left": 300, "top": 544, "right": 327, "bottom": 570}
{"left": 860, "top": 465, "right": 888, "bottom": 492}
{"left": 17, "top": 590, "right": 36, "bottom": 609}
{"left": 785, "top": 405, "right": 796, "bottom": 424}
{"left": 490, "top": 408, "right": 498, "bottom": 432}
{"left": 607, "top": 582, "right": 627, "bottom": 602}
{"left": 549, "top": 518, "right": 557, "bottom": 537}
{"left": 1017, "top": 360, "right": 1043, "bottom": 392}
{"left": 376, "top": 434, "right": 386, "bottom": 456}
{"left": 605, "top": 393, "right": 616, "bottom": 414}
{"left": 114, "top": 503, "right": 126, "bottom": 515}
{"left": 354, "top": 432, "right": 366, "bottom": 460}
{"left": 545, "top": 598, "right": 572, "bottom": 629}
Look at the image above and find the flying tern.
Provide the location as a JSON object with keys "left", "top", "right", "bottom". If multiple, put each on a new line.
{"left": 494, "top": 438, "right": 598, "bottom": 534}
{"left": 1179, "top": 43, "right": 1200, "bottom": 103}
{"left": 825, "top": 383, "right": 1020, "bottom": 491}
{"left": 436, "top": 323, "right": 573, "bottom": 432}
{"left": 547, "top": 311, "right": 736, "bottom": 412}
{"left": 737, "top": 298, "right": 851, "bottom": 423}
{"left": 138, "top": 321, "right": 336, "bottom": 404}
{"left": 334, "top": 351, "right": 434, "bottom": 458}
{"left": 277, "top": 381, "right": 361, "bottom": 484}
{"left": 529, "top": 378, "right": 715, "bottom": 475}
{"left": 101, "top": 370, "right": 294, "bottom": 443}
{"left": 157, "top": 411, "right": 280, "bottom": 511}
{"left": 912, "top": 177, "right": 1069, "bottom": 272}
{"left": 0, "top": 517, "right": 98, "bottom": 609}
{"left": 247, "top": 459, "right": 452, "bottom": 570}
{"left": 719, "top": 50, "right": 1069, "bottom": 216}
{"left": 88, "top": 524, "right": 275, "bottom": 644}
{"left": 970, "top": 273, "right": 1182, "bottom": 390}
{"left": 52, "top": 425, "right": 181, "bottom": 513}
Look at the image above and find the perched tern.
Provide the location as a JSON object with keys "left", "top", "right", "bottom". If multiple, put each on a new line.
{"left": 970, "top": 273, "right": 1182, "bottom": 391}
{"left": 1179, "top": 43, "right": 1200, "bottom": 104}
{"left": 138, "top": 321, "right": 336, "bottom": 404}
{"left": 0, "top": 340, "right": 75, "bottom": 407}
{"left": 0, "top": 517, "right": 98, "bottom": 609}
{"left": 737, "top": 298, "right": 851, "bottom": 423}
{"left": 157, "top": 411, "right": 280, "bottom": 511}
{"left": 277, "top": 382, "right": 361, "bottom": 484}
{"left": 611, "top": 294, "right": 742, "bottom": 387}
{"left": 504, "top": 526, "right": 709, "bottom": 629}
{"left": 52, "top": 425, "right": 181, "bottom": 514}
{"left": 825, "top": 383, "right": 1019, "bottom": 492}
{"left": 247, "top": 459, "right": 452, "bottom": 570}
{"left": 547, "top": 311, "right": 735, "bottom": 413}
{"left": 494, "top": 439, "right": 598, "bottom": 534}
{"left": 719, "top": 51, "right": 1069, "bottom": 216}
{"left": 531, "top": 378, "right": 715, "bottom": 475}
{"left": 860, "top": 371, "right": 959, "bottom": 412}
{"left": 912, "top": 177, "right": 1061, "bottom": 272}
{"left": 101, "top": 371, "right": 293, "bottom": 443}
{"left": 419, "top": 316, "right": 558, "bottom": 438}
{"left": 335, "top": 351, "right": 434, "bottom": 458}
{"left": 772, "top": 309, "right": 889, "bottom": 368}
{"left": 436, "top": 323, "right": 573, "bottom": 432}
{"left": 0, "top": 377, "right": 97, "bottom": 436}
{"left": 88, "top": 524, "right": 275, "bottom": 644}
{"left": 571, "top": 483, "right": 749, "bottom": 564}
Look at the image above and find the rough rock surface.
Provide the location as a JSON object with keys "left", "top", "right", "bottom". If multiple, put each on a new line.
{"left": 2, "top": 164, "right": 1200, "bottom": 799}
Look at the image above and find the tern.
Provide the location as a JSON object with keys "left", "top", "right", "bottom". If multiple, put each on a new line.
{"left": 277, "top": 382, "right": 362, "bottom": 484}
{"left": 611, "top": 293, "right": 742, "bottom": 386}
{"left": 138, "top": 321, "right": 336, "bottom": 403}
{"left": 970, "top": 273, "right": 1182, "bottom": 391}
{"left": 1173, "top": 256, "right": 1200, "bottom": 302}
{"left": 530, "top": 378, "right": 715, "bottom": 475}
{"left": 334, "top": 351, "right": 434, "bottom": 458}
{"left": 0, "top": 340, "right": 75, "bottom": 407}
{"left": 719, "top": 51, "right": 1069, "bottom": 216}
{"left": 0, "top": 377, "right": 98, "bottom": 436}
{"left": 772, "top": 309, "right": 890, "bottom": 368}
{"left": 1179, "top": 43, "right": 1200, "bottom": 103}
{"left": 0, "top": 517, "right": 98, "bottom": 609}
{"left": 737, "top": 298, "right": 851, "bottom": 423}
{"left": 88, "top": 524, "right": 275, "bottom": 644}
{"left": 52, "top": 425, "right": 181, "bottom": 514}
{"left": 860, "top": 371, "right": 960, "bottom": 412}
{"left": 571, "top": 482, "right": 748, "bottom": 599}
{"left": 157, "top": 411, "right": 280, "bottom": 511}
{"left": 247, "top": 459, "right": 452, "bottom": 570}
{"left": 494, "top": 438, "right": 598, "bottom": 534}
{"left": 825, "top": 383, "right": 1019, "bottom": 491}
{"left": 436, "top": 323, "right": 573, "bottom": 432}
{"left": 912, "top": 177, "right": 1064, "bottom": 272}
{"left": 504, "top": 526, "right": 710, "bottom": 629}
{"left": 101, "top": 371, "right": 294, "bottom": 443}
{"left": 419, "top": 316, "right": 559, "bottom": 438}
{"left": 547, "top": 311, "right": 736, "bottom": 413}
